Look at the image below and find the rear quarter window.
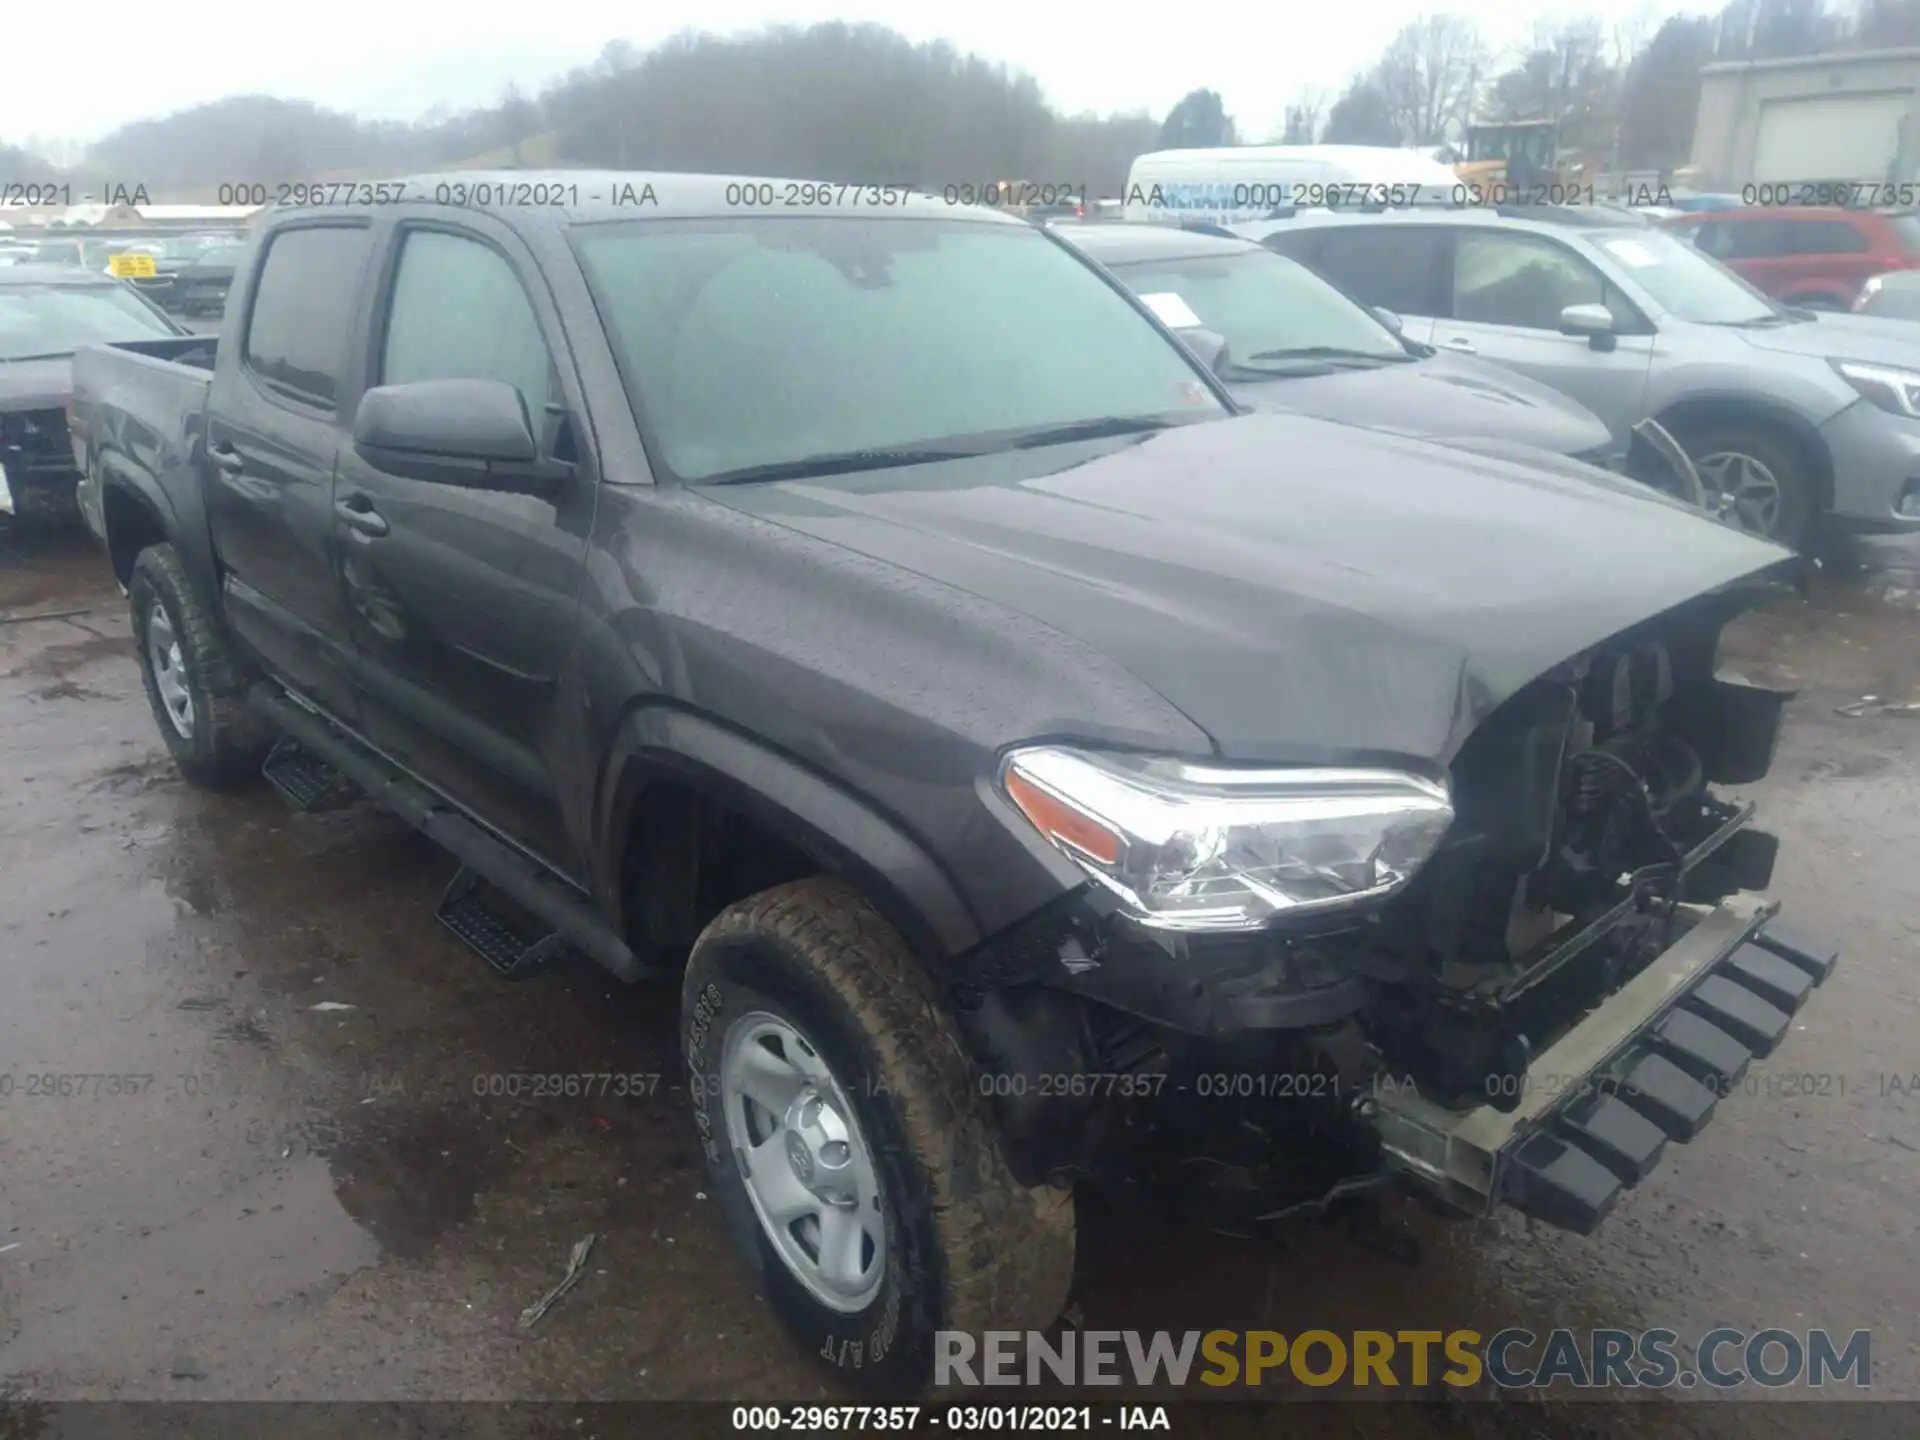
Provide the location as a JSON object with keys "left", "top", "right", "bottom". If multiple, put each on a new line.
{"left": 1886, "top": 213, "right": 1920, "bottom": 254}
{"left": 242, "top": 225, "right": 374, "bottom": 407}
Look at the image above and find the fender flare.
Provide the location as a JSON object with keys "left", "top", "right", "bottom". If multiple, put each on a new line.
{"left": 96, "top": 452, "right": 217, "bottom": 606}
{"left": 593, "top": 703, "right": 983, "bottom": 963}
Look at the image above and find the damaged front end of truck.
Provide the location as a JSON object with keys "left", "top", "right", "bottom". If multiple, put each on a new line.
{"left": 950, "top": 565, "right": 1838, "bottom": 1240}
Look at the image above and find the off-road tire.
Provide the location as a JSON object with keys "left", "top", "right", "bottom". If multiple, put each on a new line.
{"left": 129, "top": 542, "right": 273, "bottom": 790}
{"left": 1670, "top": 420, "right": 1819, "bottom": 550}
{"left": 683, "top": 877, "right": 1076, "bottom": 1398}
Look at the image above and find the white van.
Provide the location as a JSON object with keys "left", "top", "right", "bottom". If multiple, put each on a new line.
{"left": 1122, "top": 144, "right": 1464, "bottom": 226}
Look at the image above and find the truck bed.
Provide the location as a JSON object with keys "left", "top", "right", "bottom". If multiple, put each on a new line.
{"left": 69, "top": 336, "right": 218, "bottom": 550}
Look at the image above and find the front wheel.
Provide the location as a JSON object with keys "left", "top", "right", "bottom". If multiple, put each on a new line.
{"left": 129, "top": 543, "right": 273, "bottom": 789}
{"left": 683, "top": 878, "right": 1076, "bottom": 1397}
{"left": 1673, "top": 423, "right": 1818, "bottom": 548}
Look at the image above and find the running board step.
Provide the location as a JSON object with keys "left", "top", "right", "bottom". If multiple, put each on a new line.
{"left": 249, "top": 683, "right": 659, "bottom": 984}
{"left": 261, "top": 736, "right": 358, "bottom": 812}
{"left": 437, "top": 866, "right": 568, "bottom": 978}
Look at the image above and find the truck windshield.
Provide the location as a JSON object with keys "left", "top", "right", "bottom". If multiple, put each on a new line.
{"left": 1106, "top": 248, "right": 1407, "bottom": 373}
{"left": 1589, "top": 227, "right": 1780, "bottom": 326}
{"left": 0, "top": 283, "right": 177, "bottom": 361}
{"left": 571, "top": 216, "right": 1228, "bottom": 484}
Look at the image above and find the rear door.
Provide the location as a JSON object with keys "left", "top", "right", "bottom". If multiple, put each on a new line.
{"left": 1429, "top": 227, "right": 1655, "bottom": 442}
{"left": 1271, "top": 223, "right": 1445, "bottom": 341}
{"left": 203, "top": 221, "right": 376, "bottom": 722}
{"left": 1704, "top": 217, "right": 1794, "bottom": 298}
{"left": 331, "top": 217, "right": 597, "bottom": 873}
{"left": 1777, "top": 217, "right": 1880, "bottom": 306}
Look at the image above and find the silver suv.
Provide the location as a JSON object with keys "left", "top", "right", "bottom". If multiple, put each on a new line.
{"left": 1240, "top": 204, "right": 1920, "bottom": 546}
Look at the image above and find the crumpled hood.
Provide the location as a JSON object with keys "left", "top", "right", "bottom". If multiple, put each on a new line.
{"left": 1228, "top": 350, "right": 1613, "bottom": 458}
{"left": 1738, "top": 310, "right": 1920, "bottom": 366}
{"left": 0, "top": 357, "right": 72, "bottom": 413}
{"left": 712, "top": 412, "right": 1789, "bottom": 765}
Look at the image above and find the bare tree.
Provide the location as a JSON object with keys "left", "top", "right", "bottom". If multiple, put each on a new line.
{"left": 1617, "top": 14, "right": 1717, "bottom": 168}
{"left": 1324, "top": 77, "right": 1401, "bottom": 146}
{"left": 1158, "top": 89, "right": 1239, "bottom": 149}
{"left": 1373, "top": 14, "right": 1489, "bottom": 146}
{"left": 1855, "top": 0, "right": 1920, "bottom": 45}
{"left": 1714, "top": 0, "right": 1847, "bottom": 57}
{"left": 1277, "top": 87, "right": 1329, "bottom": 144}
{"left": 1609, "top": 1, "right": 1662, "bottom": 68}
{"left": 495, "top": 84, "right": 539, "bottom": 166}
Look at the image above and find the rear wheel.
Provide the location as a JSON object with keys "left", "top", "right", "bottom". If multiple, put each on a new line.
{"left": 1672, "top": 422, "right": 1818, "bottom": 548}
{"left": 129, "top": 543, "right": 273, "bottom": 789}
{"left": 683, "top": 877, "right": 1076, "bottom": 1397}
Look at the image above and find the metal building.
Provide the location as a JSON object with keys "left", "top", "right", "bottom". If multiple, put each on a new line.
{"left": 1690, "top": 46, "right": 1920, "bottom": 190}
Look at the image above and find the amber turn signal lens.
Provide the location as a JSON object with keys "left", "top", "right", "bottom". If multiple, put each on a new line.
{"left": 1004, "top": 769, "right": 1123, "bottom": 867}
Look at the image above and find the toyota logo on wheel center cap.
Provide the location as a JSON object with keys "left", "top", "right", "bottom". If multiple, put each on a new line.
{"left": 785, "top": 1130, "right": 815, "bottom": 1184}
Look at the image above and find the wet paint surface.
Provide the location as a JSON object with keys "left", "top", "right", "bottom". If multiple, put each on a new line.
{"left": 0, "top": 527, "right": 1915, "bottom": 1433}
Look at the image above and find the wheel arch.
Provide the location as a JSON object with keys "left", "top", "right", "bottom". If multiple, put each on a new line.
{"left": 594, "top": 704, "right": 984, "bottom": 969}
{"left": 99, "top": 470, "right": 175, "bottom": 585}
{"left": 1653, "top": 392, "right": 1835, "bottom": 517}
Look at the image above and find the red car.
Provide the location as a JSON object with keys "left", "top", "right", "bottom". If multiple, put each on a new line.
{"left": 1659, "top": 206, "right": 1920, "bottom": 310}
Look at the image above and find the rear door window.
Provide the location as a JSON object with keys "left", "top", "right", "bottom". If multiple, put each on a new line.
{"left": 1782, "top": 219, "right": 1871, "bottom": 255}
{"left": 1721, "top": 220, "right": 1789, "bottom": 258}
{"left": 1307, "top": 226, "right": 1445, "bottom": 316}
{"left": 242, "top": 225, "right": 374, "bottom": 407}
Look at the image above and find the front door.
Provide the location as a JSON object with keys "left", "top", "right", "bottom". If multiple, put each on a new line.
{"left": 332, "top": 220, "right": 597, "bottom": 874}
{"left": 1430, "top": 227, "right": 1656, "bottom": 444}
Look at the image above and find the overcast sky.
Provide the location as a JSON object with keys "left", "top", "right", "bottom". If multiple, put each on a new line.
{"left": 4, "top": 0, "right": 1696, "bottom": 155}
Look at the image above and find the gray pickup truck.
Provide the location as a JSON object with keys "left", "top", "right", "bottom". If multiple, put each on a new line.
{"left": 69, "top": 172, "right": 1837, "bottom": 1397}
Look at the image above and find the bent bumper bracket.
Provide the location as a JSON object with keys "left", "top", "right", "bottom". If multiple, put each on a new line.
{"left": 1370, "top": 895, "right": 1838, "bottom": 1233}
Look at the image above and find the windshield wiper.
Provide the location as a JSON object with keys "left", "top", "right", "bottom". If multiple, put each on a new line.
{"left": 702, "top": 445, "right": 988, "bottom": 485}
{"left": 700, "top": 415, "right": 1185, "bottom": 484}
{"left": 0, "top": 350, "right": 78, "bottom": 363}
{"left": 1001, "top": 415, "right": 1183, "bottom": 449}
{"left": 1714, "top": 312, "right": 1802, "bottom": 329}
{"left": 1244, "top": 345, "right": 1409, "bottom": 364}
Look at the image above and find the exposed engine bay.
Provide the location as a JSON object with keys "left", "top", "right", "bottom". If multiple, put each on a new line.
{"left": 951, "top": 579, "right": 1808, "bottom": 1236}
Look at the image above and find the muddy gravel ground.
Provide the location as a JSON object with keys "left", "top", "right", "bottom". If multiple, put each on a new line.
{"left": 1, "top": 525, "right": 1916, "bottom": 1439}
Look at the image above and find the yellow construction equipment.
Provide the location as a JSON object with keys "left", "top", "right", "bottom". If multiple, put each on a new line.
{"left": 1456, "top": 119, "right": 1584, "bottom": 195}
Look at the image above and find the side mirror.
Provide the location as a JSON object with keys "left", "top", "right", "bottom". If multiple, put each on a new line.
{"left": 352, "top": 379, "right": 570, "bottom": 494}
{"left": 1177, "top": 326, "right": 1230, "bottom": 374}
{"left": 1371, "top": 306, "right": 1405, "bottom": 336}
{"left": 1559, "top": 302, "right": 1618, "bottom": 351}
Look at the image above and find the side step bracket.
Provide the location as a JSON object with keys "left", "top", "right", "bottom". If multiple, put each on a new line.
{"left": 261, "top": 735, "right": 359, "bottom": 812}
{"left": 437, "top": 867, "right": 569, "bottom": 979}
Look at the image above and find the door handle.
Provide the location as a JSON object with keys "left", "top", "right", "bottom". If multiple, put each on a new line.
{"left": 335, "top": 497, "right": 390, "bottom": 538}
{"left": 1441, "top": 336, "right": 1477, "bottom": 354}
{"left": 209, "top": 443, "right": 244, "bottom": 475}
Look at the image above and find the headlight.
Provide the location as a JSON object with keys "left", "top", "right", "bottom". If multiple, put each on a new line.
{"left": 1833, "top": 359, "right": 1920, "bottom": 417}
{"left": 1853, "top": 276, "right": 1883, "bottom": 312}
{"left": 999, "top": 746, "right": 1454, "bottom": 932}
